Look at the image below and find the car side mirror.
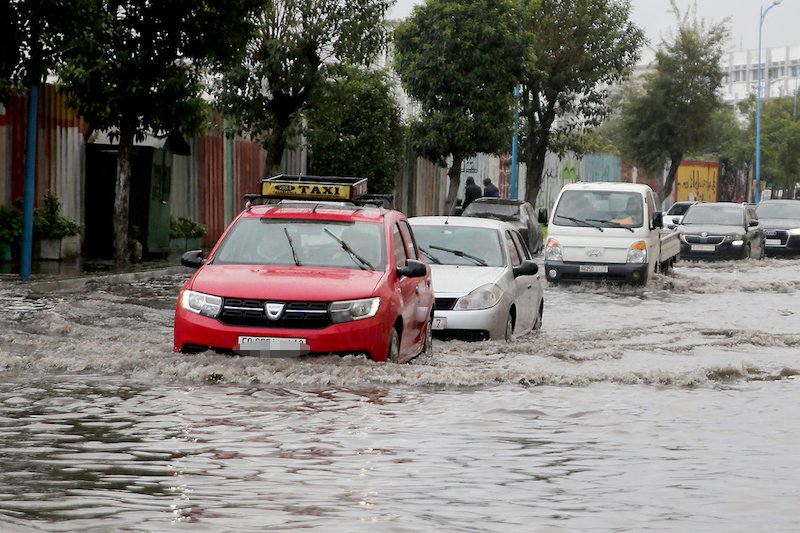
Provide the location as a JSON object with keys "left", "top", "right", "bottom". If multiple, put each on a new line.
{"left": 513, "top": 259, "right": 538, "bottom": 278}
{"left": 653, "top": 211, "right": 664, "bottom": 228}
{"left": 672, "top": 217, "right": 680, "bottom": 224}
{"left": 181, "top": 249, "right": 205, "bottom": 269}
{"left": 748, "top": 220, "right": 759, "bottom": 227}
{"left": 538, "top": 207, "right": 548, "bottom": 224}
{"left": 397, "top": 259, "right": 427, "bottom": 278}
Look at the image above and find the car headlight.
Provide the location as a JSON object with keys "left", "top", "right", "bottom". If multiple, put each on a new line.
{"left": 544, "top": 238, "right": 562, "bottom": 262}
{"left": 455, "top": 283, "right": 503, "bottom": 310}
{"left": 725, "top": 234, "right": 744, "bottom": 244}
{"left": 788, "top": 228, "right": 800, "bottom": 236}
{"left": 626, "top": 241, "right": 647, "bottom": 263}
{"left": 181, "top": 290, "right": 222, "bottom": 318}
{"left": 330, "top": 297, "right": 380, "bottom": 323}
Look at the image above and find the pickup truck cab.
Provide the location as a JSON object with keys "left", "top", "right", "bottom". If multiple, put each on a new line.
{"left": 173, "top": 175, "right": 435, "bottom": 363}
{"left": 543, "top": 182, "right": 680, "bottom": 284}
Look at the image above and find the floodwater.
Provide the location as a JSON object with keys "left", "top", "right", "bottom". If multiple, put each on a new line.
{"left": 0, "top": 258, "right": 798, "bottom": 532}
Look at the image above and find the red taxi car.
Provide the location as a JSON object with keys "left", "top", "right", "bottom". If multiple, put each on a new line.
{"left": 173, "top": 176, "right": 434, "bottom": 363}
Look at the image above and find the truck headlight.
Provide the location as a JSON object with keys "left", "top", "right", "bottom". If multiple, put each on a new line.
{"left": 626, "top": 241, "right": 647, "bottom": 263}
{"left": 330, "top": 297, "right": 380, "bottom": 323}
{"left": 544, "top": 238, "right": 562, "bottom": 262}
{"left": 181, "top": 290, "right": 222, "bottom": 318}
{"left": 456, "top": 284, "right": 503, "bottom": 310}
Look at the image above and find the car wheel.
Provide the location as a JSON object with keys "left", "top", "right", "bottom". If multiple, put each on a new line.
{"left": 533, "top": 302, "right": 543, "bottom": 331}
{"left": 387, "top": 327, "right": 401, "bottom": 363}
{"left": 504, "top": 313, "right": 514, "bottom": 342}
{"left": 421, "top": 315, "right": 433, "bottom": 355}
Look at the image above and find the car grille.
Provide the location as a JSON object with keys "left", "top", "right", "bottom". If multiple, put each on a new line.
{"left": 219, "top": 298, "right": 331, "bottom": 329}
{"left": 683, "top": 235, "right": 725, "bottom": 245}
{"left": 764, "top": 229, "right": 789, "bottom": 245}
{"left": 435, "top": 297, "right": 458, "bottom": 311}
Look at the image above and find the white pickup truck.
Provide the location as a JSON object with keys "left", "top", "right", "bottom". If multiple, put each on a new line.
{"left": 543, "top": 182, "right": 680, "bottom": 285}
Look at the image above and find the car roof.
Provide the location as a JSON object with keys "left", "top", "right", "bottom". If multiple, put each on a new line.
{"left": 757, "top": 199, "right": 800, "bottom": 204}
{"left": 467, "top": 197, "right": 528, "bottom": 206}
{"left": 409, "top": 215, "right": 513, "bottom": 230}
{"left": 692, "top": 202, "right": 744, "bottom": 208}
{"left": 560, "top": 182, "right": 652, "bottom": 194}
{"left": 241, "top": 201, "right": 391, "bottom": 223}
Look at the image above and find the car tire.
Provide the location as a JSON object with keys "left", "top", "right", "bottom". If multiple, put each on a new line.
{"left": 533, "top": 302, "right": 543, "bottom": 331}
{"left": 504, "top": 313, "right": 514, "bottom": 342}
{"left": 421, "top": 315, "right": 433, "bottom": 356}
{"left": 387, "top": 326, "right": 401, "bottom": 363}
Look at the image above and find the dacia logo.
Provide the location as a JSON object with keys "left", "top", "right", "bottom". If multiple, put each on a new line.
{"left": 264, "top": 302, "right": 285, "bottom": 320}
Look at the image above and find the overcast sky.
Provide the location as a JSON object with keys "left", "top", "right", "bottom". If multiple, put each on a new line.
{"left": 388, "top": 0, "right": 800, "bottom": 61}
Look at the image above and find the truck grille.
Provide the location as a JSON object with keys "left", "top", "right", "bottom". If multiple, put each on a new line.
{"left": 219, "top": 298, "right": 331, "bottom": 329}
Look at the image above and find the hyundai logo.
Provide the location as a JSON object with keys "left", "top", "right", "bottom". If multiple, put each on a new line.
{"left": 264, "top": 302, "right": 286, "bottom": 320}
{"left": 586, "top": 248, "right": 602, "bottom": 258}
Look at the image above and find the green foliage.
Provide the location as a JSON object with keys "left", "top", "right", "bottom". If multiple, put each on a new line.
{"left": 170, "top": 216, "right": 207, "bottom": 239}
{"left": 305, "top": 68, "right": 404, "bottom": 194}
{"left": 519, "top": 0, "right": 645, "bottom": 203}
{"left": 394, "top": 0, "right": 525, "bottom": 165}
{"left": 216, "top": 0, "right": 392, "bottom": 175}
{"left": 33, "top": 195, "right": 81, "bottom": 240}
{"left": 759, "top": 97, "right": 800, "bottom": 189}
{"left": 0, "top": 205, "right": 23, "bottom": 245}
{"left": 617, "top": 1, "right": 729, "bottom": 199}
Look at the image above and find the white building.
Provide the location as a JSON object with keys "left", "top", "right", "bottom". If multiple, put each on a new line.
{"left": 721, "top": 44, "right": 800, "bottom": 105}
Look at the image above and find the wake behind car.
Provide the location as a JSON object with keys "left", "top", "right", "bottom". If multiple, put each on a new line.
{"left": 409, "top": 216, "right": 543, "bottom": 341}
{"left": 677, "top": 202, "right": 765, "bottom": 260}
{"left": 461, "top": 197, "right": 547, "bottom": 253}
{"left": 173, "top": 175, "right": 435, "bottom": 363}
{"left": 755, "top": 199, "right": 800, "bottom": 255}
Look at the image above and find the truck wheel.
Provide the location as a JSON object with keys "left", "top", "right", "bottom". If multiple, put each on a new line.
{"left": 387, "top": 327, "right": 401, "bottom": 363}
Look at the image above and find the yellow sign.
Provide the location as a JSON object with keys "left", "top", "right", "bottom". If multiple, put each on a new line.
{"left": 676, "top": 162, "right": 718, "bottom": 202}
{"left": 260, "top": 175, "right": 368, "bottom": 201}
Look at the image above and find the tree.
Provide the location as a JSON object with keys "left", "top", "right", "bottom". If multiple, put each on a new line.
{"left": 617, "top": 1, "right": 729, "bottom": 203}
{"left": 305, "top": 67, "right": 404, "bottom": 194}
{"left": 216, "top": 0, "right": 392, "bottom": 178}
{"left": 57, "top": 0, "right": 260, "bottom": 265}
{"left": 759, "top": 97, "right": 800, "bottom": 190}
{"left": 518, "top": 0, "right": 644, "bottom": 206}
{"left": 394, "top": 0, "right": 526, "bottom": 214}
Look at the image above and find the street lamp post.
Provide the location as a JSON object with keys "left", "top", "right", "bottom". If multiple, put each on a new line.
{"left": 755, "top": 0, "right": 782, "bottom": 204}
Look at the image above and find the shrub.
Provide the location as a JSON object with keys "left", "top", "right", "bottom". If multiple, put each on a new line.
{"left": 170, "top": 216, "right": 207, "bottom": 239}
{"left": 0, "top": 204, "right": 23, "bottom": 245}
{"left": 33, "top": 195, "right": 81, "bottom": 239}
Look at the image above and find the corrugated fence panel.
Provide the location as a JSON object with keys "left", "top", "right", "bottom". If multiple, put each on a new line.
{"left": 199, "top": 135, "right": 226, "bottom": 248}
{"left": 580, "top": 154, "right": 621, "bottom": 183}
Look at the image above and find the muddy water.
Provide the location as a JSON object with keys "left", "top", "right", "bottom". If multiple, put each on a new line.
{"left": 0, "top": 258, "right": 798, "bottom": 531}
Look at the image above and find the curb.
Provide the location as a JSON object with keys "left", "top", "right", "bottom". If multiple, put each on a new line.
{"left": 21, "top": 266, "right": 192, "bottom": 294}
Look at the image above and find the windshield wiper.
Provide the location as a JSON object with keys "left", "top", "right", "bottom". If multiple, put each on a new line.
{"left": 283, "top": 228, "right": 302, "bottom": 266}
{"left": 429, "top": 245, "right": 487, "bottom": 266}
{"left": 555, "top": 215, "right": 604, "bottom": 232}
{"left": 586, "top": 218, "right": 635, "bottom": 233}
{"left": 324, "top": 229, "right": 374, "bottom": 271}
{"left": 419, "top": 247, "right": 442, "bottom": 264}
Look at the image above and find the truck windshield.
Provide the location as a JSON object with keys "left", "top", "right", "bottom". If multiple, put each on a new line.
{"left": 554, "top": 190, "right": 643, "bottom": 228}
{"left": 211, "top": 218, "right": 387, "bottom": 270}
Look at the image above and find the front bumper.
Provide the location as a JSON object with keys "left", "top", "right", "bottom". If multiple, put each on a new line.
{"left": 432, "top": 305, "right": 509, "bottom": 340}
{"left": 680, "top": 242, "right": 748, "bottom": 260}
{"left": 764, "top": 233, "right": 800, "bottom": 255}
{"left": 173, "top": 306, "right": 391, "bottom": 361}
{"left": 543, "top": 261, "right": 649, "bottom": 283}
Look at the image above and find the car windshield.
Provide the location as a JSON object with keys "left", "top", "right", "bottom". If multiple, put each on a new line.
{"left": 756, "top": 202, "right": 800, "bottom": 219}
{"left": 411, "top": 225, "right": 505, "bottom": 267}
{"left": 681, "top": 205, "right": 744, "bottom": 226}
{"left": 553, "top": 190, "right": 643, "bottom": 228}
{"left": 462, "top": 202, "right": 520, "bottom": 220}
{"left": 667, "top": 202, "right": 693, "bottom": 216}
{"left": 211, "top": 217, "right": 386, "bottom": 270}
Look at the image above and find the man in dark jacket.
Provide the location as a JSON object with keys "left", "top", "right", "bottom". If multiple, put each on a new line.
{"left": 483, "top": 178, "right": 500, "bottom": 197}
{"left": 462, "top": 177, "right": 482, "bottom": 211}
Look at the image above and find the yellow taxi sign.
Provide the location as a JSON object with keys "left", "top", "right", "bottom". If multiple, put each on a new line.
{"left": 260, "top": 175, "right": 368, "bottom": 201}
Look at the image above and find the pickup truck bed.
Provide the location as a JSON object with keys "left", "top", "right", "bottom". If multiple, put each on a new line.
{"left": 658, "top": 229, "right": 681, "bottom": 272}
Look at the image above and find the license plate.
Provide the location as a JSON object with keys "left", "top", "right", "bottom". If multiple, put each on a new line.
{"left": 766, "top": 239, "right": 781, "bottom": 246}
{"left": 237, "top": 336, "right": 309, "bottom": 356}
{"left": 432, "top": 317, "right": 447, "bottom": 330}
{"left": 579, "top": 264, "right": 608, "bottom": 273}
{"left": 691, "top": 244, "right": 716, "bottom": 252}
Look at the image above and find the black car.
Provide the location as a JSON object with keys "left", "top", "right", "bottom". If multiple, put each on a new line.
{"left": 754, "top": 199, "right": 800, "bottom": 255}
{"left": 461, "top": 197, "right": 547, "bottom": 253}
{"left": 677, "top": 202, "right": 765, "bottom": 260}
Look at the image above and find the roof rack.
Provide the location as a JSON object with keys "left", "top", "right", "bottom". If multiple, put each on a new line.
{"left": 244, "top": 175, "right": 393, "bottom": 209}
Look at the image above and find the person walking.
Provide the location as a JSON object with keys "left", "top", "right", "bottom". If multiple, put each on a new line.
{"left": 483, "top": 178, "right": 500, "bottom": 197}
{"left": 462, "top": 177, "right": 482, "bottom": 211}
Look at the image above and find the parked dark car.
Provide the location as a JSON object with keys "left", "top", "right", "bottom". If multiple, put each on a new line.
{"left": 754, "top": 199, "right": 800, "bottom": 255}
{"left": 461, "top": 197, "right": 547, "bottom": 253}
{"left": 677, "top": 202, "right": 765, "bottom": 260}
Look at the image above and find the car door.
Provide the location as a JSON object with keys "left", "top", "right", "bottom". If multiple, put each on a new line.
{"left": 504, "top": 229, "right": 535, "bottom": 332}
{"left": 392, "top": 222, "right": 423, "bottom": 357}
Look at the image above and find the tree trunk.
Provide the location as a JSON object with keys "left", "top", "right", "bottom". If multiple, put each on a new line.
{"left": 444, "top": 154, "right": 464, "bottom": 215}
{"left": 657, "top": 155, "right": 683, "bottom": 204}
{"left": 522, "top": 101, "right": 555, "bottom": 209}
{"left": 266, "top": 131, "right": 286, "bottom": 177}
{"left": 114, "top": 128, "right": 134, "bottom": 266}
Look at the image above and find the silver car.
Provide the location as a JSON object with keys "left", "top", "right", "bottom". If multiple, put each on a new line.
{"left": 409, "top": 216, "right": 543, "bottom": 341}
